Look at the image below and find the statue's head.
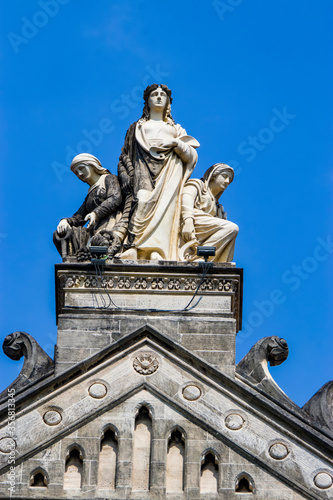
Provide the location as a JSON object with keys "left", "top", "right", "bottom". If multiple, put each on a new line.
{"left": 202, "top": 163, "right": 234, "bottom": 197}
{"left": 141, "top": 84, "right": 174, "bottom": 123}
{"left": 70, "top": 154, "right": 110, "bottom": 183}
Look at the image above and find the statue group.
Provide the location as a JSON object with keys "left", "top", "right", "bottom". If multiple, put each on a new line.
{"left": 54, "top": 84, "right": 239, "bottom": 263}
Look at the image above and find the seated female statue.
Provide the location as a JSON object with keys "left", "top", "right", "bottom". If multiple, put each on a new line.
{"left": 181, "top": 163, "right": 238, "bottom": 262}
{"left": 53, "top": 153, "right": 122, "bottom": 260}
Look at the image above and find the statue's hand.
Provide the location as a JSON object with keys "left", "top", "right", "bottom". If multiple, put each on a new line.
{"left": 182, "top": 218, "right": 196, "bottom": 242}
{"left": 57, "top": 219, "right": 70, "bottom": 237}
{"left": 84, "top": 212, "right": 97, "bottom": 231}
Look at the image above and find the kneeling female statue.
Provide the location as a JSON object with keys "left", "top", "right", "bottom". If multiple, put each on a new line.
{"left": 53, "top": 153, "right": 123, "bottom": 260}
{"left": 181, "top": 163, "right": 238, "bottom": 262}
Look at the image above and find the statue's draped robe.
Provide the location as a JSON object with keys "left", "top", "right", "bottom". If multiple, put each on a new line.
{"left": 123, "top": 120, "right": 198, "bottom": 260}
{"left": 182, "top": 179, "right": 238, "bottom": 262}
{"left": 54, "top": 173, "right": 122, "bottom": 255}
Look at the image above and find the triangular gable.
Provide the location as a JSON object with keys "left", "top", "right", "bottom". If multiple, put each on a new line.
{"left": 0, "top": 327, "right": 332, "bottom": 498}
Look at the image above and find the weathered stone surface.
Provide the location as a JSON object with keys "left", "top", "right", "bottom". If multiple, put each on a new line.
{"left": 303, "top": 381, "right": 333, "bottom": 438}
{"left": 0, "top": 331, "right": 54, "bottom": 400}
{"left": 0, "top": 328, "right": 332, "bottom": 499}
{"left": 54, "top": 262, "right": 242, "bottom": 375}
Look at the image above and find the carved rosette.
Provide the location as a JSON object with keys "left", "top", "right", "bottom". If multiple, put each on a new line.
{"left": 133, "top": 353, "right": 159, "bottom": 375}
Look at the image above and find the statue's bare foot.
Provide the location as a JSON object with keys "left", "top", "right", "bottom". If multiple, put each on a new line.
{"left": 150, "top": 251, "right": 163, "bottom": 261}
{"left": 120, "top": 248, "right": 138, "bottom": 260}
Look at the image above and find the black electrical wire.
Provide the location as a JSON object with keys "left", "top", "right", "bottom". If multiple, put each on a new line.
{"left": 72, "top": 259, "right": 213, "bottom": 313}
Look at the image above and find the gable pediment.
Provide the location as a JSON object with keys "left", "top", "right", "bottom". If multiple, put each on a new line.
{"left": 0, "top": 326, "right": 332, "bottom": 498}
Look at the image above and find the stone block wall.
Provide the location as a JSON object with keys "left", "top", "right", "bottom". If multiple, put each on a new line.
{"left": 55, "top": 261, "right": 243, "bottom": 377}
{"left": 0, "top": 390, "right": 304, "bottom": 499}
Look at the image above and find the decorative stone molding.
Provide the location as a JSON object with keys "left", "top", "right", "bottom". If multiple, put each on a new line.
{"left": 133, "top": 353, "right": 159, "bottom": 375}
{"left": 269, "top": 443, "right": 289, "bottom": 460}
{"left": 88, "top": 382, "right": 108, "bottom": 399}
{"left": 313, "top": 472, "right": 333, "bottom": 489}
{"left": 303, "top": 381, "right": 333, "bottom": 438}
{"left": 43, "top": 410, "right": 62, "bottom": 426}
{"left": 63, "top": 272, "right": 239, "bottom": 294}
{"left": 0, "top": 331, "right": 54, "bottom": 400}
{"left": 236, "top": 336, "right": 302, "bottom": 412}
{"left": 225, "top": 413, "right": 244, "bottom": 430}
{"left": 56, "top": 263, "right": 243, "bottom": 331}
{"left": 182, "top": 384, "right": 202, "bottom": 401}
{"left": 0, "top": 438, "right": 16, "bottom": 454}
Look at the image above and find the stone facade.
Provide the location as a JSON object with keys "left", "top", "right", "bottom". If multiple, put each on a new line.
{"left": 0, "top": 261, "right": 332, "bottom": 499}
{"left": 55, "top": 261, "right": 242, "bottom": 376}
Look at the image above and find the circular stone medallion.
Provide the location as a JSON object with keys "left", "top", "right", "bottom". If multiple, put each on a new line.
{"left": 182, "top": 385, "right": 202, "bottom": 401}
{"left": 133, "top": 353, "right": 159, "bottom": 375}
{"left": 43, "top": 410, "right": 62, "bottom": 426}
{"left": 88, "top": 383, "right": 107, "bottom": 399}
{"left": 314, "top": 472, "right": 333, "bottom": 489}
{"left": 0, "top": 437, "right": 16, "bottom": 453}
{"left": 225, "top": 413, "right": 244, "bottom": 430}
{"left": 269, "top": 443, "right": 289, "bottom": 460}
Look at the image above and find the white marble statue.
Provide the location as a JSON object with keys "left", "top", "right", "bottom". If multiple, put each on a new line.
{"left": 180, "top": 163, "right": 238, "bottom": 262}
{"left": 119, "top": 84, "right": 199, "bottom": 261}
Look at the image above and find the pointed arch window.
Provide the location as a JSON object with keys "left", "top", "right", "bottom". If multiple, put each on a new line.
{"left": 200, "top": 452, "right": 219, "bottom": 493}
{"left": 132, "top": 406, "right": 152, "bottom": 491}
{"left": 64, "top": 447, "right": 83, "bottom": 489}
{"left": 98, "top": 428, "right": 118, "bottom": 489}
{"left": 30, "top": 469, "right": 48, "bottom": 487}
{"left": 235, "top": 473, "right": 254, "bottom": 493}
{"left": 166, "top": 429, "right": 185, "bottom": 492}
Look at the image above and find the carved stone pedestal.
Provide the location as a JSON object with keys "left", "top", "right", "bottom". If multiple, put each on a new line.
{"left": 55, "top": 260, "right": 243, "bottom": 376}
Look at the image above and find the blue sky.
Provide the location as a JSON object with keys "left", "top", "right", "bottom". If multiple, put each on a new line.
{"left": 0, "top": 1, "right": 332, "bottom": 407}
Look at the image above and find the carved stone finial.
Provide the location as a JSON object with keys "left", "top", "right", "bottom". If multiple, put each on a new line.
{"left": 237, "top": 336, "right": 288, "bottom": 383}
{"left": 303, "top": 381, "right": 333, "bottom": 437}
{"left": 236, "top": 336, "right": 296, "bottom": 408}
{"left": 266, "top": 336, "right": 289, "bottom": 366}
{"left": 3, "top": 331, "right": 29, "bottom": 360}
{"left": 0, "top": 332, "right": 54, "bottom": 401}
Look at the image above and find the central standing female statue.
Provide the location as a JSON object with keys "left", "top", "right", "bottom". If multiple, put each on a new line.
{"left": 119, "top": 84, "right": 199, "bottom": 261}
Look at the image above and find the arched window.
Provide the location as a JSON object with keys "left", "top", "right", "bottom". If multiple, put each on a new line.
{"left": 200, "top": 452, "right": 219, "bottom": 493}
{"left": 166, "top": 429, "right": 185, "bottom": 492}
{"left": 98, "top": 428, "right": 118, "bottom": 489}
{"left": 132, "top": 406, "right": 152, "bottom": 491}
{"left": 64, "top": 447, "right": 83, "bottom": 489}
{"left": 235, "top": 473, "right": 254, "bottom": 493}
{"left": 30, "top": 469, "right": 47, "bottom": 487}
